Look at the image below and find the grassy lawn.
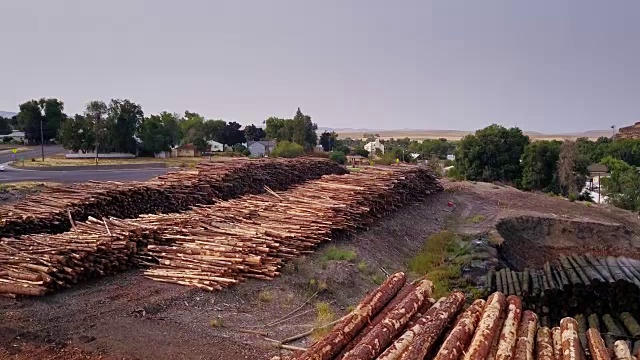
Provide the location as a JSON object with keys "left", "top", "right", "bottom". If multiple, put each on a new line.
{"left": 13, "top": 154, "right": 241, "bottom": 168}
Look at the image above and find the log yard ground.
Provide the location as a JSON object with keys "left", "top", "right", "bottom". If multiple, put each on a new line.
{"left": 1, "top": 159, "right": 640, "bottom": 360}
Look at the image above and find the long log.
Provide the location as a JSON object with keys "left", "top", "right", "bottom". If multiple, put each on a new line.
{"left": 560, "top": 317, "right": 585, "bottom": 360}
{"left": 295, "top": 272, "right": 406, "bottom": 360}
{"left": 536, "top": 327, "right": 555, "bottom": 360}
{"left": 463, "top": 292, "right": 507, "bottom": 360}
{"left": 432, "top": 299, "right": 485, "bottom": 360}
{"left": 341, "top": 278, "right": 433, "bottom": 360}
{"left": 552, "top": 326, "right": 562, "bottom": 360}
{"left": 495, "top": 295, "right": 522, "bottom": 360}
{"left": 587, "top": 328, "right": 611, "bottom": 360}
{"left": 383, "top": 291, "right": 466, "bottom": 360}
{"left": 513, "top": 310, "right": 538, "bottom": 360}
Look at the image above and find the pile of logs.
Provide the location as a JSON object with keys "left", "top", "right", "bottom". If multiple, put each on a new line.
{"left": 487, "top": 253, "right": 640, "bottom": 324}
{"left": 0, "top": 166, "right": 443, "bottom": 296}
{"left": 289, "top": 281, "right": 640, "bottom": 360}
{"left": 0, "top": 158, "right": 347, "bottom": 237}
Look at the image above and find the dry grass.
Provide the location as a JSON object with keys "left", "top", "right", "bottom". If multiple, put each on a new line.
{"left": 312, "top": 302, "right": 336, "bottom": 340}
{"left": 0, "top": 181, "right": 61, "bottom": 191}
{"left": 257, "top": 290, "right": 273, "bottom": 303}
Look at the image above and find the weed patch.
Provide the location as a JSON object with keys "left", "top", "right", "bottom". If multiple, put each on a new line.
{"left": 323, "top": 246, "right": 357, "bottom": 262}
{"left": 467, "top": 215, "right": 486, "bottom": 223}
{"left": 258, "top": 290, "right": 273, "bottom": 302}
{"left": 408, "top": 231, "right": 477, "bottom": 298}
{"left": 312, "top": 302, "right": 336, "bottom": 340}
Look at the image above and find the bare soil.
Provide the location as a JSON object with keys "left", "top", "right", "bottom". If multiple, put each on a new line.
{"left": 2, "top": 180, "right": 640, "bottom": 359}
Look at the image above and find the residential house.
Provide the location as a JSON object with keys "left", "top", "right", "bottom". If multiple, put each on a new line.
{"left": 364, "top": 139, "right": 384, "bottom": 154}
{"left": 314, "top": 144, "right": 325, "bottom": 153}
{"left": 247, "top": 140, "right": 276, "bottom": 157}
{"left": 446, "top": 154, "right": 456, "bottom": 161}
{"left": 5, "top": 131, "right": 25, "bottom": 143}
{"left": 346, "top": 155, "right": 367, "bottom": 167}
{"left": 172, "top": 144, "right": 199, "bottom": 157}
{"left": 207, "top": 140, "right": 224, "bottom": 152}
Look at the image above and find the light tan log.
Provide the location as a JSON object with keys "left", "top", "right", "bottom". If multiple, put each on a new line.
{"left": 536, "top": 327, "right": 555, "bottom": 360}
{"left": 463, "top": 292, "right": 507, "bottom": 360}
{"left": 560, "top": 317, "right": 585, "bottom": 360}
{"left": 495, "top": 295, "right": 522, "bottom": 360}
{"left": 552, "top": 327, "right": 562, "bottom": 360}
{"left": 613, "top": 340, "right": 633, "bottom": 360}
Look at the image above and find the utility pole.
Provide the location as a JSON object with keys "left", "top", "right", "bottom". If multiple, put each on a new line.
{"left": 40, "top": 118, "right": 44, "bottom": 161}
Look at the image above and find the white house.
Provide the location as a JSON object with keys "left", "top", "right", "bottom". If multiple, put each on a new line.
{"left": 446, "top": 154, "right": 456, "bottom": 161}
{"left": 364, "top": 139, "right": 385, "bottom": 154}
{"left": 247, "top": 140, "right": 276, "bottom": 157}
{"left": 6, "top": 131, "right": 24, "bottom": 143}
{"left": 207, "top": 140, "right": 224, "bottom": 152}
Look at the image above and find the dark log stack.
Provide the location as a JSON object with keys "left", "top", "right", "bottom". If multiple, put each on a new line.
{"left": 0, "top": 166, "right": 443, "bottom": 297}
{"left": 487, "top": 253, "right": 640, "bottom": 324}
{"left": 0, "top": 158, "right": 347, "bottom": 237}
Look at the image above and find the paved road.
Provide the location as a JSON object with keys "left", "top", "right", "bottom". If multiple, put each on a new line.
{"left": 0, "top": 145, "right": 65, "bottom": 164}
{"left": 0, "top": 145, "right": 169, "bottom": 183}
{"left": 0, "top": 167, "right": 168, "bottom": 183}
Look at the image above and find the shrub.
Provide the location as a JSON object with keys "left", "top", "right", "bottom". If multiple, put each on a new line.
{"left": 329, "top": 151, "right": 346, "bottom": 164}
{"left": 2, "top": 137, "right": 11, "bottom": 143}
{"left": 272, "top": 140, "right": 304, "bottom": 158}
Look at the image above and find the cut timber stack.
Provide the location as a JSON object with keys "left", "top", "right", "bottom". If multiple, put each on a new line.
{"left": 487, "top": 253, "right": 640, "bottom": 324}
{"left": 285, "top": 282, "right": 640, "bottom": 360}
{"left": 0, "top": 158, "right": 347, "bottom": 237}
{"left": 0, "top": 166, "right": 443, "bottom": 296}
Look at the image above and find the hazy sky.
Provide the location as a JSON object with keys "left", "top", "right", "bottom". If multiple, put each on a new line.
{"left": 1, "top": 1, "right": 639, "bottom": 132}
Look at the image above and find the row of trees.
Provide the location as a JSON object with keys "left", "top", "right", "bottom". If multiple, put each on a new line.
{"left": 9, "top": 99, "right": 333, "bottom": 156}
{"left": 454, "top": 124, "right": 640, "bottom": 211}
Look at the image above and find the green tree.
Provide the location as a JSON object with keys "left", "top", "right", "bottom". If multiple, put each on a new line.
{"left": 329, "top": 151, "right": 346, "bottom": 164}
{"left": 271, "top": 140, "right": 304, "bottom": 158}
{"left": 291, "top": 108, "right": 318, "bottom": 150}
{"left": 107, "top": 99, "right": 144, "bottom": 153}
{"left": 219, "top": 121, "right": 245, "bottom": 146}
{"left": 455, "top": 124, "right": 530, "bottom": 183}
{"left": 17, "top": 98, "right": 66, "bottom": 143}
{"left": 353, "top": 147, "right": 369, "bottom": 158}
{"left": 57, "top": 114, "right": 96, "bottom": 152}
{"left": 244, "top": 124, "right": 266, "bottom": 142}
{"left": 265, "top": 117, "right": 288, "bottom": 140}
{"left": 600, "top": 157, "right": 640, "bottom": 211}
{"left": 138, "top": 112, "right": 183, "bottom": 154}
{"left": 557, "top": 140, "right": 589, "bottom": 197}
{"left": 0, "top": 117, "right": 11, "bottom": 135}
{"left": 520, "top": 140, "right": 562, "bottom": 191}
{"left": 203, "top": 120, "right": 227, "bottom": 142}
{"left": 85, "top": 100, "right": 109, "bottom": 155}
{"left": 180, "top": 111, "right": 206, "bottom": 145}
{"left": 319, "top": 131, "right": 338, "bottom": 151}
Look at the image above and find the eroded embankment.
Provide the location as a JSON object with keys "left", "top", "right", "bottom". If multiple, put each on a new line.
{"left": 495, "top": 215, "right": 637, "bottom": 270}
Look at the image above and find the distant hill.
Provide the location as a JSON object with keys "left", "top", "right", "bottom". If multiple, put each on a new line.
{"left": 0, "top": 111, "right": 17, "bottom": 118}
{"left": 318, "top": 127, "right": 613, "bottom": 141}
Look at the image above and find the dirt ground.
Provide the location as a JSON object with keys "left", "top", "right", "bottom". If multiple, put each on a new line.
{"left": 2, "top": 180, "right": 640, "bottom": 360}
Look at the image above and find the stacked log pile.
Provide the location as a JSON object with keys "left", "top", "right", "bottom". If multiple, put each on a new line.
{"left": 0, "top": 158, "right": 347, "bottom": 237}
{"left": 0, "top": 166, "right": 443, "bottom": 296}
{"left": 487, "top": 253, "right": 640, "bottom": 324}
{"left": 289, "top": 283, "right": 640, "bottom": 360}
